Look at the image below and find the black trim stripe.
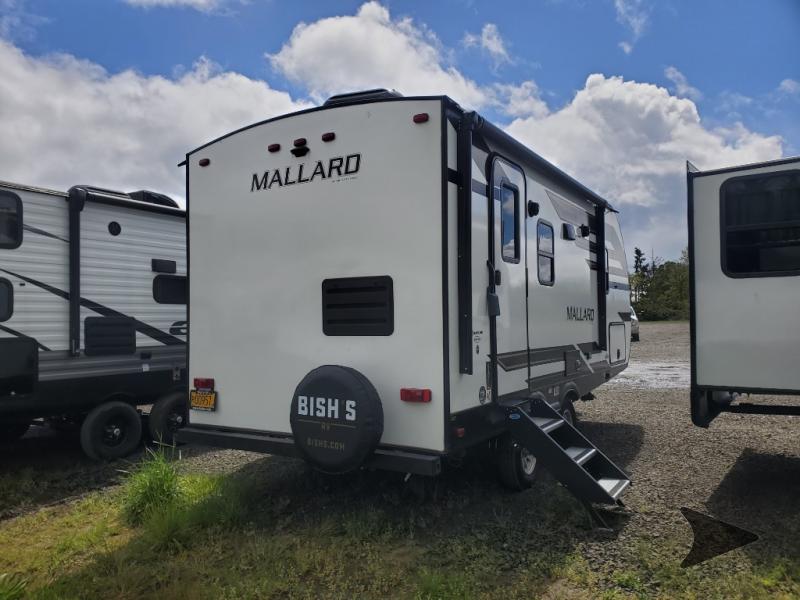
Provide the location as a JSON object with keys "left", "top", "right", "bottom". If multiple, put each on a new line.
{"left": 618, "top": 311, "right": 632, "bottom": 322}
{"left": 0, "top": 323, "right": 50, "bottom": 351}
{"left": 497, "top": 343, "right": 597, "bottom": 372}
{"left": 447, "top": 168, "right": 460, "bottom": 186}
{"left": 22, "top": 224, "right": 68, "bottom": 243}
{"left": 0, "top": 268, "right": 185, "bottom": 347}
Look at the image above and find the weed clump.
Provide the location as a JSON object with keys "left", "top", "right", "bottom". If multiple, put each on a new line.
{"left": 120, "top": 447, "right": 256, "bottom": 552}
{"left": 0, "top": 573, "right": 27, "bottom": 600}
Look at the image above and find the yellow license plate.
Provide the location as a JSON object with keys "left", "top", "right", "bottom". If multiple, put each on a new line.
{"left": 190, "top": 390, "right": 217, "bottom": 411}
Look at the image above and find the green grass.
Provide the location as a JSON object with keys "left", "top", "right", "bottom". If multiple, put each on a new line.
{"left": 0, "top": 455, "right": 797, "bottom": 599}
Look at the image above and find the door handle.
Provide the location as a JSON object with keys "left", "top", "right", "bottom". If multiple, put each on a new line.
{"left": 494, "top": 270, "right": 502, "bottom": 286}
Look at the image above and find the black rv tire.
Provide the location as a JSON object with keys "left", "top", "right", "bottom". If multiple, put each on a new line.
{"left": 560, "top": 396, "right": 578, "bottom": 427}
{"left": 495, "top": 434, "right": 537, "bottom": 491}
{"left": 290, "top": 365, "right": 383, "bottom": 474}
{"left": 0, "top": 422, "right": 29, "bottom": 442}
{"left": 148, "top": 392, "right": 188, "bottom": 445}
{"left": 80, "top": 401, "right": 143, "bottom": 461}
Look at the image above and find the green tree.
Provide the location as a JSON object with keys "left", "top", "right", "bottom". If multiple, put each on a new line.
{"left": 632, "top": 247, "right": 689, "bottom": 321}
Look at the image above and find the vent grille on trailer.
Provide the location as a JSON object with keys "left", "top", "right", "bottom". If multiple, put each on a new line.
{"left": 322, "top": 276, "right": 394, "bottom": 336}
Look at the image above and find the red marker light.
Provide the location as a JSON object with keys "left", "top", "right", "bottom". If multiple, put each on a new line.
{"left": 198, "top": 158, "right": 210, "bottom": 167}
{"left": 400, "top": 388, "right": 432, "bottom": 403}
{"left": 455, "top": 427, "right": 466, "bottom": 438}
{"left": 321, "top": 132, "right": 336, "bottom": 142}
{"left": 194, "top": 378, "right": 215, "bottom": 391}
{"left": 268, "top": 143, "right": 281, "bottom": 153}
{"left": 413, "top": 113, "right": 429, "bottom": 124}
{"left": 293, "top": 137, "right": 307, "bottom": 147}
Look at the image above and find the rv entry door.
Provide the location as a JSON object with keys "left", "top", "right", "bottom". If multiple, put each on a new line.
{"left": 488, "top": 157, "right": 529, "bottom": 401}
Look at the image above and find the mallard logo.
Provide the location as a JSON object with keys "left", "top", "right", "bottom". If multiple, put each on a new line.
{"left": 251, "top": 153, "right": 361, "bottom": 192}
{"left": 566, "top": 306, "right": 595, "bottom": 321}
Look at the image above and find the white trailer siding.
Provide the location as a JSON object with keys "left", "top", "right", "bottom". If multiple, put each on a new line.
{"left": 692, "top": 160, "right": 800, "bottom": 391}
{"left": 0, "top": 186, "right": 69, "bottom": 352}
{"left": 187, "top": 100, "right": 447, "bottom": 451}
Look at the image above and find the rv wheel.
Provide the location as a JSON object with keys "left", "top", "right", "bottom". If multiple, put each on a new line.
{"left": 495, "top": 434, "right": 537, "bottom": 491}
{"left": 80, "top": 401, "right": 143, "bottom": 461}
{"left": 0, "top": 422, "right": 30, "bottom": 443}
{"left": 148, "top": 392, "right": 188, "bottom": 445}
{"left": 290, "top": 365, "right": 384, "bottom": 474}
{"left": 560, "top": 396, "right": 578, "bottom": 427}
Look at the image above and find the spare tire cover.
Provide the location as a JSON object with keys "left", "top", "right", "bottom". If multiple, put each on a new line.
{"left": 290, "top": 365, "right": 383, "bottom": 474}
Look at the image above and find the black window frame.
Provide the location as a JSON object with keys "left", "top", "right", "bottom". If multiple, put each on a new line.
{"left": 0, "top": 278, "right": 13, "bottom": 322}
{"left": 153, "top": 274, "right": 187, "bottom": 305}
{"left": 0, "top": 191, "right": 22, "bottom": 250}
{"left": 499, "top": 179, "right": 520, "bottom": 264}
{"left": 720, "top": 169, "right": 800, "bottom": 279}
{"left": 537, "top": 219, "right": 555, "bottom": 286}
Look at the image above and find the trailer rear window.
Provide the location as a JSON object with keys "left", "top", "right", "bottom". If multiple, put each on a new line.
{"left": 153, "top": 275, "right": 187, "bottom": 304}
{"left": 500, "top": 183, "right": 519, "bottom": 263}
{"left": 537, "top": 220, "right": 554, "bottom": 285}
{"left": 721, "top": 171, "right": 800, "bottom": 277}
{"left": 0, "top": 191, "right": 22, "bottom": 249}
{"left": 0, "top": 278, "right": 12, "bottom": 322}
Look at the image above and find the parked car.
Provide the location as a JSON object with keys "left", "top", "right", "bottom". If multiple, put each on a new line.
{"left": 630, "top": 307, "right": 640, "bottom": 341}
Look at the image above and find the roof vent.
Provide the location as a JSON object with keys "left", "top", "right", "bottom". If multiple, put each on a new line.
{"left": 128, "top": 190, "right": 179, "bottom": 209}
{"left": 323, "top": 89, "right": 403, "bottom": 107}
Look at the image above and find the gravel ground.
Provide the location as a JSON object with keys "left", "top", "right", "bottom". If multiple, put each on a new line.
{"left": 2, "top": 321, "right": 798, "bottom": 586}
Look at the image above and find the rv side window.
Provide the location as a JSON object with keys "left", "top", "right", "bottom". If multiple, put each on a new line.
{"left": 0, "top": 191, "right": 22, "bottom": 250}
{"left": 153, "top": 275, "right": 187, "bottom": 304}
{"left": 722, "top": 171, "right": 800, "bottom": 277}
{"left": 0, "top": 278, "right": 12, "bottom": 322}
{"left": 500, "top": 183, "right": 519, "bottom": 263}
{"left": 537, "top": 220, "right": 554, "bottom": 285}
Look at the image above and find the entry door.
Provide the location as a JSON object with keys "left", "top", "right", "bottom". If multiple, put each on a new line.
{"left": 489, "top": 157, "right": 529, "bottom": 400}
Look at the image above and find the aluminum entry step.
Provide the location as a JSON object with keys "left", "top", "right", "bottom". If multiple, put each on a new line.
{"left": 530, "top": 416, "right": 563, "bottom": 434}
{"left": 597, "top": 478, "right": 630, "bottom": 500}
{"left": 565, "top": 446, "right": 596, "bottom": 466}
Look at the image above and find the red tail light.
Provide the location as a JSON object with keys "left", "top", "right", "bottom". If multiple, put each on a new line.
{"left": 413, "top": 113, "right": 429, "bottom": 123}
{"left": 400, "top": 388, "right": 431, "bottom": 403}
{"left": 194, "top": 378, "right": 215, "bottom": 391}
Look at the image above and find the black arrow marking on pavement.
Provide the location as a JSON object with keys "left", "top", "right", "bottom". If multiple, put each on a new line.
{"left": 680, "top": 507, "right": 758, "bottom": 567}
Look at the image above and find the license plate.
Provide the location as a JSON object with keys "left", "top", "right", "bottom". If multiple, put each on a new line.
{"left": 190, "top": 390, "right": 217, "bottom": 411}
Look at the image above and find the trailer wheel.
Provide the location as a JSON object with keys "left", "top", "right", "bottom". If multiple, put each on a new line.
{"left": 495, "top": 434, "right": 537, "bottom": 491}
{"left": 80, "top": 401, "right": 143, "bottom": 461}
{"left": 0, "top": 422, "right": 30, "bottom": 443}
{"left": 560, "top": 396, "right": 578, "bottom": 427}
{"left": 148, "top": 392, "right": 187, "bottom": 445}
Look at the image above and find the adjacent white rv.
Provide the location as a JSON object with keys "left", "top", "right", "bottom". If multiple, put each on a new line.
{"left": 180, "top": 90, "right": 631, "bottom": 510}
{"left": 0, "top": 181, "right": 187, "bottom": 459}
{"left": 688, "top": 156, "right": 800, "bottom": 426}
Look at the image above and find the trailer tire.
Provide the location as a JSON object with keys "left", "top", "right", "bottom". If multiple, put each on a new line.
{"left": 495, "top": 434, "right": 537, "bottom": 491}
{"left": 290, "top": 365, "right": 383, "bottom": 474}
{"left": 80, "top": 401, "right": 143, "bottom": 461}
{"left": 0, "top": 422, "right": 30, "bottom": 443}
{"left": 148, "top": 392, "right": 188, "bottom": 445}
{"left": 560, "top": 395, "right": 578, "bottom": 427}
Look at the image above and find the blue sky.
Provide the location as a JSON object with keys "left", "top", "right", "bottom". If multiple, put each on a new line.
{"left": 1, "top": 0, "right": 798, "bottom": 260}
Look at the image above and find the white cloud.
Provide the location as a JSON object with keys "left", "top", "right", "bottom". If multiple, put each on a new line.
{"left": 494, "top": 81, "right": 548, "bottom": 119}
{"left": 614, "top": 0, "right": 649, "bottom": 54}
{"left": 0, "top": 40, "right": 309, "bottom": 202}
{"left": 507, "top": 74, "right": 781, "bottom": 208}
{"left": 123, "top": 0, "right": 227, "bottom": 12}
{"left": 664, "top": 66, "right": 702, "bottom": 101}
{"left": 778, "top": 78, "right": 799, "bottom": 96}
{"left": 269, "top": 1, "right": 492, "bottom": 108}
{"left": 463, "top": 23, "right": 511, "bottom": 69}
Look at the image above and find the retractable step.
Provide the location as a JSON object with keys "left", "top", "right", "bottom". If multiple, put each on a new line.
{"left": 505, "top": 398, "right": 630, "bottom": 506}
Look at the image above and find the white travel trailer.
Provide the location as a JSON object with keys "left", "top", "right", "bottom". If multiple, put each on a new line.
{"left": 0, "top": 181, "right": 187, "bottom": 459}
{"left": 688, "top": 157, "right": 800, "bottom": 426}
{"left": 179, "top": 90, "right": 632, "bottom": 512}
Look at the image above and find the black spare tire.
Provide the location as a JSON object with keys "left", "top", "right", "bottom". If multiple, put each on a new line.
{"left": 290, "top": 365, "right": 383, "bottom": 474}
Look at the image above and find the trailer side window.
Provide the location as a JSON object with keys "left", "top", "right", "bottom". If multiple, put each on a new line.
{"left": 0, "top": 278, "right": 12, "bottom": 322}
{"left": 722, "top": 171, "right": 800, "bottom": 277}
{"left": 537, "top": 220, "right": 554, "bottom": 285}
{"left": 500, "top": 184, "right": 519, "bottom": 263}
{"left": 0, "top": 191, "right": 22, "bottom": 250}
{"left": 153, "top": 275, "right": 187, "bottom": 304}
